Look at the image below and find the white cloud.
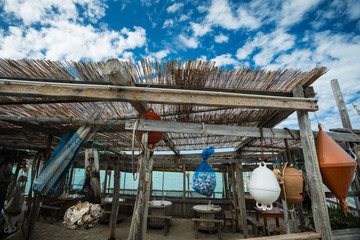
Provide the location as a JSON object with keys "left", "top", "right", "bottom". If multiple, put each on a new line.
{"left": 206, "top": 0, "right": 261, "bottom": 30}
{"left": 345, "top": 0, "right": 360, "bottom": 20}
{"left": 190, "top": 22, "right": 212, "bottom": 37}
{"left": 0, "top": 23, "right": 146, "bottom": 61}
{"left": 271, "top": 30, "right": 360, "bottom": 130}
{"left": 163, "top": 19, "right": 174, "bottom": 28}
{"left": 3, "top": 0, "right": 106, "bottom": 25}
{"left": 167, "top": 2, "right": 184, "bottom": 13}
{"left": 146, "top": 49, "right": 170, "bottom": 61}
{"left": 210, "top": 53, "right": 240, "bottom": 67}
{"left": 279, "top": 0, "right": 321, "bottom": 27}
{"left": 178, "top": 34, "right": 199, "bottom": 48}
{"left": 236, "top": 29, "right": 295, "bottom": 65}
{"left": 214, "top": 33, "right": 229, "bottom": 43}
{"left": 179, "top": 14, "right": 190, "bottom": 22}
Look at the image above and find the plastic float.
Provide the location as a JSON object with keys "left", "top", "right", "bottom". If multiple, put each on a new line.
{"left": 249, "top": 163, "right": 281, "bottom": 211}
{"left": 316, "top": 124, "right": 357, "bottom": 216}
{"left": 280, "top": 165, "right": 305, "bottom": 209}
{"left": 138, "top": 108, "right": 164, "bottom": 149}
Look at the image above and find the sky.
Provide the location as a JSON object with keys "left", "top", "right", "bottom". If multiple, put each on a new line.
{"left": 0, "top": 0, "right": 359, "bottom": 132}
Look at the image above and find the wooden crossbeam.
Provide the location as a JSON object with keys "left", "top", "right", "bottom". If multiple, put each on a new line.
{"left": 125, "top": 119, "right": 360, "bottom": 142}
{"left": 0, "top": 79, "right": 318, "bottom": 111}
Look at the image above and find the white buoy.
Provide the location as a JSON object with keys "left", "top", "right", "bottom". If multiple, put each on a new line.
{"left": 248, "top": 163, "right": 280, "bottom": 211}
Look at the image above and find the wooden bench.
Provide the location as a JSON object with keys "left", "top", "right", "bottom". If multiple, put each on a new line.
{"left": 245, "top": 231, "right": 322, "bottom": 239}
{"left": 192, "top": 218, "right": 224, "bottom": 240}
{"left": 38, "top": 204, "right": 62, "bottom": 223}
{"left": 223, "top": 210, "right": 236, "bottom": 233}
{"left": 247, "top": 216, "right": 265, "bottom": 236}
{"left": 147, "top": 215, "right": 172, "bottom": 236}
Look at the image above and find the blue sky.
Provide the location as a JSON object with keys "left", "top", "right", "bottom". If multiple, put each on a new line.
{"left": 0, "top": 0, "right": 359, "bottom": 130}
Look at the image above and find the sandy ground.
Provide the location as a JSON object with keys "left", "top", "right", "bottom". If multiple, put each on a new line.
{"left": 32, "top": 216, "right": 252, "bottom": 240}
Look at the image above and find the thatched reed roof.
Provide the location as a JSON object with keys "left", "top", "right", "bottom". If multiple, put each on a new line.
{"left": 0, "top": 59, "right": 327, "bottom": 154}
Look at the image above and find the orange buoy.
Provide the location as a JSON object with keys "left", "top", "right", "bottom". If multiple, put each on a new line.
{"left": 138, "top": 108, "right": 164, "bottom": 149}
{"left": 280, "top": 166, "right": 305, "bottom": 209}
{"left": 316, "top": 124, "right": 357, "bottom": 216}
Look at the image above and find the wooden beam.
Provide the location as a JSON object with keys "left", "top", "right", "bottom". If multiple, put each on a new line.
{"left": 293, "top": 86, "right": 332, "bottom": 240}
{"left": 0, "top": 79, "right": 319, "bottom": 111}
{"left": 125, "top": 119, "right": 360, "bottom": 142}
{"left": 104, "top": 59, "right": 179, "bottom": 156}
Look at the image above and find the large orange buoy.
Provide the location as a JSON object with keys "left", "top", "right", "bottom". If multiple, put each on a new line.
{"left": 280, "top": 166, "right": 305, "bottom": 209}
{"left": 138, "top": 108, "right": 164, "bottom": 149}
{"left": 316, "top": 124, "right": 357, "bottom": 216}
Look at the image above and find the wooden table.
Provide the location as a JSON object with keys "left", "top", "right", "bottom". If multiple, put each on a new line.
{"left": 192, "top": 204, "right": 222, "bottom": 230}
{"left": 148, "top": 200, "right": 172, "bottom": 227}
{"left": 100, "top": 197, "right": 126, "bottom": 223}
{"left": 255, "top": 206, "right": 284, "bottom": 236}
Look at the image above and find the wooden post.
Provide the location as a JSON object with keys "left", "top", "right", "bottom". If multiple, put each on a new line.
{"left": 183, "top": 164, "right": 186, "bottom": 199}
{"left": 353, "top": 103, "right": 360, "bottom": 116}
{"left": 231, "top": 164, "right": 239, "bottom": 231}
{"left": 235, "top": 163, "right": 248, "bottom": 237}
{"left": 281, "top": 199, "right": 291, "bottom": 234}
{"left": 331, "top": 78, "right": 360, "bottom": 214}
{"left": 108, "top": 160, "right": 121, "bottom": 240}
{"left": 103, "top": 163, "right": 109, "bottom": 195}
{"left": 331, "top": 79, "right": 352, "bottom": 129}
{"left": 293, "top": 86, "right": 333, "bottom": 240}
{"left": 128, "top": 132, "right": 153, "bottom": 240}
{"left": 68, "top": 163, "right": 75, "bottom": 193}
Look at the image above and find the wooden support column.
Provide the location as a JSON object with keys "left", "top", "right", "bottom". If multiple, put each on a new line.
{"left": 103, "top": 163, "right": 109, "bottom": 195}
{"left": 68, "top": 163, "right": 75, "bottom": 193}
{"left": 235, "top": 162, "right": 248, "bottom": 237}
{"left": 231, "top": 164, "right": 239, "bottom": 231}
{"left": 128, "top": 132, "right": 153, "bottom": 240}
{"left": 108, "top": 160, "right": 121, "bottom": 240}
{"left": 293, "top": 86, "right": 333, "bottom": 240}
{"left": 183, "top": 164, "right": 186, "bottom": 199}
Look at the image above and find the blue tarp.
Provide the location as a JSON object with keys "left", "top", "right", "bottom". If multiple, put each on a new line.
{"left": 33, "top": 130, "right": 87, "bottom": 195}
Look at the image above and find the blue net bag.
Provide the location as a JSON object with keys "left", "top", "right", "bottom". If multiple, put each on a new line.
{"left": 192, "top": 147, "right": 216, "bottom": 197}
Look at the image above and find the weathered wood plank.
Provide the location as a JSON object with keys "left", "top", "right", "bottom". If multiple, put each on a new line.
{"left": 125, "top": 119, "right": 360, "bottom": 142}
{"left": 0, "top": 79, "right": 318, "bottom": 111}
{"left": 244, "top": 231, "right": 321, "bottom": 239}
{"left": 293, "top": 86, "right": 333, "bottom": 240}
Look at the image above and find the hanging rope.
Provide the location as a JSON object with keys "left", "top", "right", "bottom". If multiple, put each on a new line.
{"left": 314, "top": 112, "right": 320, "bottom": 125}
{"left": 259, "top": 127, "right": 265, "bottom": 166}
{"left": 201, "top": 123, "right": 208, "bottom": 147}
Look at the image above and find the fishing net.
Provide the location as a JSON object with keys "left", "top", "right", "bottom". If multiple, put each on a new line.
{"left": 192, "top": 147, "right": 216, "bottom": 197}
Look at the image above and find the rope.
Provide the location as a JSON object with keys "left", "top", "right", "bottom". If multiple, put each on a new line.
{"left": 91, "top": 119, "right": 121, "bottom": 157}
{"left": 314, "top": 112, "right": 320, "bottom": 125}
{"left": 259, "top": 127, "right": 264, "bottom": 165}
{"left": 201, "top": 123, "right": 208, "bottom": 147}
